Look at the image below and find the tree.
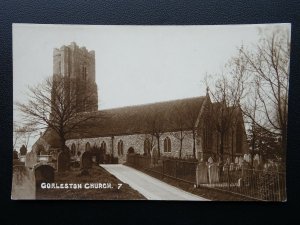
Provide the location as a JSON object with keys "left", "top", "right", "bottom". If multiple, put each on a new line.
{"left": 247, "top": 124, "right": 282, "bottom": 162}
{"left": 184, "top": 101, "right": 203, "bottom": 159}
{"left": 207, "top": 69, "right": 247, "bottom": 163}
{"left": 171, "top": 106, "right": 188, "bottom": 158}
{"left": 145, "top": 106, "right": 165, "bottom": 158}
{"left": 13, "top": 122, "right": 22, "bottom": 150}
{"left": 239, "top": 28, "right": 290, "bottom": 162}
{"left": 17, "top": 75, "right": 98, "bottom": 152}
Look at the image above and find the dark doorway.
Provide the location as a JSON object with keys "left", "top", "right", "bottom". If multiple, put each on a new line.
{"left": 128, "top": 147, "right": 135, "bottom": 154}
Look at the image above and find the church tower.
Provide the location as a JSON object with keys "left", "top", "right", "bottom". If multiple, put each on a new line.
{"left": 53, "top": 42, "right": 98, "bottom": 112}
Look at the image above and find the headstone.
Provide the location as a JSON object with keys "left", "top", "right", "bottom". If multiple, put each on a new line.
{"left": 238, "top": 156, "right": 244, "bottom": 166}
{"left": 208, "top": 157, "right": 214, "bottom": 164}
{"left": 243, "top": 154, "right": 249, "bottom": 162}
{"left": 229, "top": 162, "right": 235, "bottom": 171}
{"left": 34, "top": 164, "right": 55, "bottom": 188}
{"left": 81, "top": 151, "right": 92, "bottom": 169}
{"left": 19, "top": 155, "right": 26, "bottom": 163}
{"left": 11, "top": 165, "right": 35, "bottom": 199}
{"left": 237, "top": 178, "right": 243, "bottom": 187}
{"left": 25, "top": 151, "right": 38, "bottom": 169}
{"left": 234, "top": 157, "right": 239, "bottom": 164}
{"left": 254, "top": 154, "right": 260, "bottom": 162}
{"left": 57, "top": 151, "right": 70, "bottom": 172}
{"left": 196, "top": 162, "right": 208, "bottom": 185}
{"left": 208, "top": 164, "right": 219, "bottom": 184}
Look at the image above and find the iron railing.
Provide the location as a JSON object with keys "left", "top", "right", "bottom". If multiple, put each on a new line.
{"left": 126, "top": 154, "right": 286, "bottom": 201}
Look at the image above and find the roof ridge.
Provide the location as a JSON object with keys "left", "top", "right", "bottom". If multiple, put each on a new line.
{"left": 98, "top": 96, "right": 206, "bottom": 112}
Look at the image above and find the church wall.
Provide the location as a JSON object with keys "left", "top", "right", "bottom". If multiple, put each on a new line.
{"left": 66, "top": 130, "right": 203, "bottom": 164}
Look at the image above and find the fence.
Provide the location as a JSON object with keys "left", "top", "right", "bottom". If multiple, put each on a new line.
{"left": 200, "top": 165, "right": 286, "bottom": 201}
{"left": 126, "top": 154, "right": 286, "bottom": 201}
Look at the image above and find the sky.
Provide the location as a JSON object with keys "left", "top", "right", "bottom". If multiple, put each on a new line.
{"left": 12, "top": 23, "right": 290, "bottom": 149}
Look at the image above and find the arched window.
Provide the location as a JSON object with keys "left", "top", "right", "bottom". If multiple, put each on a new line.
{"left": 85, "top": 142, "right": 91, "bottom": 151}
{"left": 71, "top": 143, "right": 76, "bottom": 156}
{"left": 164, "top": 137, "right": 171, "bottom": 153}
{"left": 118, "top": 140, "right": 124, "bottom": 156}
{"left": 144, "top": 139, "right": 151, "bottom": 155}
{"left": 101, "top": 141, "right": 107, "bottom": 154}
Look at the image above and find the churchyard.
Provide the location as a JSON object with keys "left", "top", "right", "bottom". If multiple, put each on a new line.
{"left": 126, "top": 153, "right": 286, "bottom": 201}
{"left": 12, "top": 150, "right": 146, "bottom": 200}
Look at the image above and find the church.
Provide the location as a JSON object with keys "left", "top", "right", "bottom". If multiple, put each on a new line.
{"left": 33, "top": 42, "right": 249, "bottom": 164}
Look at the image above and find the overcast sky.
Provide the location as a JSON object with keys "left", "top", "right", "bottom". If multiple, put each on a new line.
{"left": 13, "top": 23, "right": 290, "bottom": 149}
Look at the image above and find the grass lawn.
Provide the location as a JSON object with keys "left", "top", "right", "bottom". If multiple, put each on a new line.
{"left": 129, "top": 166, "right": 254, "bottom": 201}
{"left": 36, "top": 165, "right": 146, "bottom": 200}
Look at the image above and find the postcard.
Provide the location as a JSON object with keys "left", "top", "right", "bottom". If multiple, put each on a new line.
{"left": 12, "top": 23, "right": 289, "bottom": 201}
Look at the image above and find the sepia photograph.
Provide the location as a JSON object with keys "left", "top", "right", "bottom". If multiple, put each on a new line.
{"left": 12, "top": 23, "right": 290, "bottom": 201}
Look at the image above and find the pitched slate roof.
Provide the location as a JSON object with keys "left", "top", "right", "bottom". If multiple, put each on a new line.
{"left": 69, "top": 96, "right": 207, "bottom": 139}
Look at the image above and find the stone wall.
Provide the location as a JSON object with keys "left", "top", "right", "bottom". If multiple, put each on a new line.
{"left": 66, "top": 130, "right": 203, "bottom": 164}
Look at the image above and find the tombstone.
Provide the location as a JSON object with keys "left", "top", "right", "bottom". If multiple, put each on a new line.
{"left": 229, "top": 162, "right": 235, "bottom": 171}
{"left": 208, "top": 164, "right": 219, "bottom": 184}
{"left": 254, "top": 154, "right": 260, "bottom": 163}
{"left": 208, "top": 157, "right": 214, "bottom": 164}
{"left": 81, "top": 151, "right": 92, "bottom": 169}
{"left": 34, "top": 164, "right": 55, "bottom": 188}
{"left": 196, "top": 162, "right": 208, "bottom": 185}
{"left": 237, "top": 178, "right": 243, "bottom": 187}
{"left": 238, "top": 156, "right": 244, "bottom": 166}
{"left": 19, "top": 155, "right": 26, "bottom": 163}
{"left": 243, "top": 154, "right": 249, "bottom": 162}
{"left": 25, "top": 151, "right": 38, "bottom": 169}
{"left": 57, "top": 151, "right": 70, "bottom": 172}
{"left": 234, "top": 157, "right": 239, "bottom": 164}
{"left": 11, "top": 165, "right": 35, "bottom": 199}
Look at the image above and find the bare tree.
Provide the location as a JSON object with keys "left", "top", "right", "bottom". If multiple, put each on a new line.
{"left": 13, "top": 122, "right": 22, "bottom": 150}
{"left": 17, "top": 75, "right": 98, "bottom": 152}
{"left": 184, "top": 103, "right": 202, "bottom": 159}
{"left": 145, "top": 106, "right": 165, "bottom": 158}
{"left": 206, "top": 58, "right": 248, "bottom": 162}
{"left": 171, "top": 106, "right": 188, "bottom": 158}
{"left": 239, "top": 28, "right": 290, "bottom": 161}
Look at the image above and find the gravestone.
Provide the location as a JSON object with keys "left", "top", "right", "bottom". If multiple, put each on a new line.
{"left": 57, "top": 151, "right": 70, "bottom": 172}
{"left": 208, "top": 157, "right": 214, "bottom": 164}
{"left": 238, "top": 156, "right": 244, "bottom": 166}
{"left": 81, "top": 151, "right": 92, "bottom": 169}
{"left": 229, "top": 162, "right": 235, "bottom": 171}
{"left": 234, "top": 157, "right": 239, "bottom": 164}
{"left": 208, "top": 164, "right": 219, "bottom": 184}
{"left": 11, "top": 165, "right": 35, "bottom": 199}
{"left": 25, "top": 151, "right": 38, "bottom": 169}
{"left": 34, "top": 164, "right": 55, "bottom": 188}
{"left": 237, "top": 178, "right": 243, "bottom": 187}
{"left": 196, "top": 162, "right": 208, "bottom": 185}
